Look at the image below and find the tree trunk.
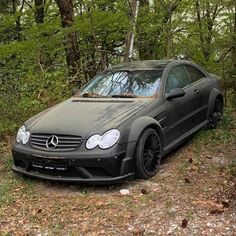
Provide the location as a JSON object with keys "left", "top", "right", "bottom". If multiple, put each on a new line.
{"left": 12, "top": 0, "right": 24, "bottom": 41}
{"left": 54, "top": 0, "right": 80, "bottom": 79}
{"left": 233, "top": 1, "right": 236, "bottom": 68}
{"left": 165, "top": 8, "right": 172, "bottom": 59}
{"left": 35, "top": 0, "right": 45, "bottom": 24}
{"left": 124, "top": 0, "right": 139, "bottom": 62}
{"left": 195, "top": 0, "right": 220, "bottom": 62}
{"left": 232, "top": 1, "right": 236, "bottom": 106}
{"left": 138, "top": 0, "right": 155, "bottom": 60}
{"left": 163, "top": 0, "right": 181, "bottom": 59}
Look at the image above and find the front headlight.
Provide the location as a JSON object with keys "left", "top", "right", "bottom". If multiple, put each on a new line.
{"left": 16, "top": 125, "right": 26, "bottom": 143}
{"left": 16, "top": 125, "right": 30, "bottom": 144}
{"left": 85, "top": 129, "right": 120, "bottom": 150}
{"left": 86, "top": 134, "right": 101, "bottom": 150}
{"left": 99, "top": 129, "right": 120, "bottom": 149}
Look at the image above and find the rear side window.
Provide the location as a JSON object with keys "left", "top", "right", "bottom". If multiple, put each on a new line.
{"left": 166, "top": 65, "right": 191, "bottom": 93}
{"left": 185, "top": 65, "right": 206, "bottom": 83}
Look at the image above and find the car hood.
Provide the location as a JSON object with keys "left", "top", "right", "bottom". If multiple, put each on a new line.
{"left": 26, "top": 97, "right": 154, "bottom": 138}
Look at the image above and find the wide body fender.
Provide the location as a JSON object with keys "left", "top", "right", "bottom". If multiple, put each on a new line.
{"left": 125, "top": 116, "right": 163, "bottom": 159}
{"left": 206, "top": 88, "right": 223, "bottom": 118}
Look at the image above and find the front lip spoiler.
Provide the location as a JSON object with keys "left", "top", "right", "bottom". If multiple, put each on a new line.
{"left": 12, "top": 165, "right": 135, "bottom": 184}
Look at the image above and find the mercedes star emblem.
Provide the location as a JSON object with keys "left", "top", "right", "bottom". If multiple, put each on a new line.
{"left": 46, "top": 135, "right": 59, "bottom": 149}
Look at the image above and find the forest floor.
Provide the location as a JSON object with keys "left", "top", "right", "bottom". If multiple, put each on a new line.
{"left": 0, "top": 110, "right": 235, "bottom": 236}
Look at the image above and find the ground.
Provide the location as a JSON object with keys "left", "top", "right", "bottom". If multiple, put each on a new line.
{"left": 0, "top": 110, "right": 235, "bottom": 236}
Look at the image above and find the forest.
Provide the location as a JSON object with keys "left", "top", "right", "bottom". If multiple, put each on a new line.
{"left": 0, "top": 1, "right": 236, "bottom": 235}
{"left": 0, "top": 0, "right": 235, "bottom": 137}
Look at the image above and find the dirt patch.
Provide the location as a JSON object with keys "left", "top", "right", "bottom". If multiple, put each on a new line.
{"left": 0, "top": 122, "right": 236, "bottom": 235}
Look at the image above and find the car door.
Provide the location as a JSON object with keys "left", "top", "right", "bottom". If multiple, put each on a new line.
{"left": 184, "top": 64, "right": 210, "bottom": 123}
{"left": 163, "top": 65, "right": 200, "bottom": 147}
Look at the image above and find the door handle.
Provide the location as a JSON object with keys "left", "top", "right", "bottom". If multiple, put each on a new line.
{"left": 194, "top": 89, "right": 200, "bottom": 96}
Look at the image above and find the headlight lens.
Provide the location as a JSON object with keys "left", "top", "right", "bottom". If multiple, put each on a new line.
{"left": 99, "top": 129, "right": 120, "bottom": 149}
{"left": 16, "top": 125, "right": 26, "bottom": 143}
{"left": 16, "top": 125, "right": 30, "bottom": 144}
{"left": 86, "top": 134, "right": 101, "bottom": 150}
{"left": 22, "top": 131, "right": 30, "bottom": 144}
{"left": 85, "top": 129, "right": 120, "bottom": 150}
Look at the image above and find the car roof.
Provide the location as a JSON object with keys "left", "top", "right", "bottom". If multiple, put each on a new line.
{"left": 110, "top": 60, "right": 190, "bottom": 70}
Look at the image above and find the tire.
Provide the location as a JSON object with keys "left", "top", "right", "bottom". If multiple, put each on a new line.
{"left": 209, "top": 98, "right": 223, "bottom": 129}
{"left": 135, "top": 128, "right": 162, "bottom": 179}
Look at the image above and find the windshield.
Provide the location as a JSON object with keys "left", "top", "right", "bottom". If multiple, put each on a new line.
{"left": 79, "top": 69, "right": 163, "bottom": 98}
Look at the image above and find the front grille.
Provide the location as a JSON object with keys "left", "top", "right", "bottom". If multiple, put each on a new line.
{"left": 30, "top": 133, "right": 82, "bottom": 151}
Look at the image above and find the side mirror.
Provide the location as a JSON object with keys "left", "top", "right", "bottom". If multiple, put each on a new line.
{"left": 166, "top": 88, "right": 185, "bottom": 100}
{"left": 72, "top": 88, "right": 79, "bottom": 95}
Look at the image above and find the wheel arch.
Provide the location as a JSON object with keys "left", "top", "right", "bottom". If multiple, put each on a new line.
{"left": 207, "top": 88, "right": 224, "bottom": 118}
{"left": 126, "top": 116, "right": 163, "bottom": 158}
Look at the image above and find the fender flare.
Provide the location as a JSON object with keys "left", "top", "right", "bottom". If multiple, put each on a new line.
{"left": 126, "top": 116, "right": 163, "bottom": 158}
{"left": 206, "top": 88, "right": 223, "bottom": 118}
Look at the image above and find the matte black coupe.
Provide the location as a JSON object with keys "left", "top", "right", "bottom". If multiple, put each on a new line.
{"left": 12, "top": 60, "right": 223, "bottom": 183}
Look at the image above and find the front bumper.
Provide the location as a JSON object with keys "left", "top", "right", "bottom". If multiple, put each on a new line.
{"left": 12, "top": 147, "right": 135, "bottom": 184}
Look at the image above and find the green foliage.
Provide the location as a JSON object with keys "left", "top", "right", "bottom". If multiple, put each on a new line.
{"left": 0, "top": 0, "right": 235, "bottom": 136}
{"left": 192, "top": 108, "right": 235, "bottom": 150}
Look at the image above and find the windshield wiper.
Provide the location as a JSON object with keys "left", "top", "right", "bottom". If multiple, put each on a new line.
{"left": 111, "top": 93, "right": 137, "bottom": 98}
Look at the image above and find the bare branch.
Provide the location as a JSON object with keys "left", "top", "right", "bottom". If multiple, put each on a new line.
{"left": 24, "top": 0, "right": 32, "bottom": 9}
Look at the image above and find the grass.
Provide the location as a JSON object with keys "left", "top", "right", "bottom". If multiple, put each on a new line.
{"left": 228, "top": 160, "right": 236, "bottom": 177}
{"left": 180, "top": 108, "right": 236, "bottom": 175}
{"left": 0, "top": 180, "right": 12, "bottom": 205}
{"left": 178, "top": 158, "right": 189, "bottom": 175}
{"left": 0, "top": 175, "right": 37, "bottom": 213}
{"left": 0, "top": 149, "right": 38, "bottom": 221}
{"left": 0, "top": 151, "right": 15, "bottom": 207}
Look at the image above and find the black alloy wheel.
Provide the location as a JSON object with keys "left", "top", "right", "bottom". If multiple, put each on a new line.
{"left": 209, "top": 98, "right": 223, "bottom": 129}
{"left": 135, "top": 128, "right": 162, "bottom": 179}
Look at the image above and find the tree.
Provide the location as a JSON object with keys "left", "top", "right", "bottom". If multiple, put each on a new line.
{"left": 54, "top": 0, "right": 80, "bottom": 79}
{"left": 232, "top": 0, "right": 236, "bottom": 69}
{"left": 0, "top": 0, "right": 235, "bottom": 136}
{"left": 137, "top": 0, "right": 183, "bottom": 60}
{"left": 35, "top": 0, "right": 45, "bottom": 24}
{"left": 195, "top": 0, "right": 223, "bottom": 62}
{"left": 124, "top": 0, "right": 139, "bottom": 61}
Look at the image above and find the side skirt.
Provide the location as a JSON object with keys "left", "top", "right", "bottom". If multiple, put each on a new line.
{"left": 163, "top": 120, "right": 208, "bottom": 156}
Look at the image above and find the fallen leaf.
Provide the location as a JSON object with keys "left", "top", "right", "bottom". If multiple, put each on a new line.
{"left": 184, "top": 177, "right": 191, "bottom": 184}
{"left": 192, "top": 200, "right": 224, "bottom": 209}
{"left": 181, "top": 219, "right": 188, "bottom": 228}
{"left": 132, "top": 227, "right": 145, "bottom": 235}
{"left": 37, "top": 209, "right": 42, "bottom": 214}
{"left": 188, "top": 165, "right": 199, "bottom": 172}
{"left": 210, "top": 208, "right": 224, "bottom": 214}
{"left": 221, "top": 200, "right": 230, "bottom": 208}
{"left": 140, "top": 189, "right": 148, "bottom": 195}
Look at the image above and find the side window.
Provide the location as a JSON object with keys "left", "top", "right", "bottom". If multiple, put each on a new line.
{"left": 166, "top": 65, "right": 191, "bottom": 93}
{"left": 185, "top": 65, "right": 206, "bottom": 83}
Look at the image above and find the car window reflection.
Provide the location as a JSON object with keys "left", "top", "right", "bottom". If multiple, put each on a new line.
{"left": 80, "top": 70, "right": 163, "bottom": 97}
{"left": 166, "top": 65, "right": 191, "bottom": 93}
